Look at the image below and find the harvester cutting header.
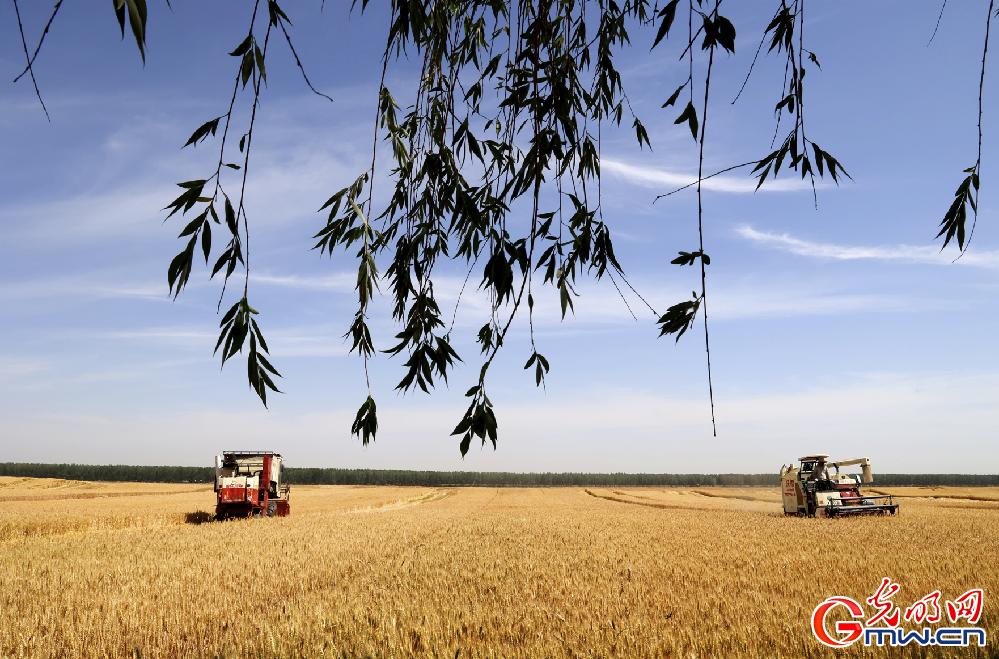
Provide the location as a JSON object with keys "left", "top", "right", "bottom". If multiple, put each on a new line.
{"left": 214, "top": 451, "right": 290, "bottom": 519}
{"left": 780, "top": 455, "right": 898, "bottom": 517}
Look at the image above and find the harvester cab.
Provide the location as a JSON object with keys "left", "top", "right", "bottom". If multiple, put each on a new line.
{"left": 780, "top": 455, "right": 898, "bottom": 518}
{"left": 214, "top": 451, "right": 291, "bottom": 519}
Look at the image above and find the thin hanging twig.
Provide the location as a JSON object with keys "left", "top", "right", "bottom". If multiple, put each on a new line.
{"left": 927, "top": 0, "right": 948, "bottom": 46}
{"left": 12, "top": 0, "right": 63, "bottom": 84}
{"left": 277, "top": 19, "right": 334, "bottom": 103}
{"left": 11, "top": 0, "right": 51, "bottom": 121}
{"left": 731, "top": 5, "right": 783, "bottom": 105}
{"left": 654, "top": 160, "right": 760, "bottom": 200}
{"left": 696, "top": 10, "right": 719, "bottom": 437}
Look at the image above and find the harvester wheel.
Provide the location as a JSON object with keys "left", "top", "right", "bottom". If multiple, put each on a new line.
{"left": 267, "top": 501, "right": 277, "bottom": 517}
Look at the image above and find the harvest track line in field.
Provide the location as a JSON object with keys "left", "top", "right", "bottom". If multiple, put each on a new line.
{"left": 348, "top": 489, "right": 453, "bottom": 513}
{"left": 610, "top": 489, "right": 775, "bottom": 504}
{"left": 0, "top": 488, "right": 209, "bottom": 503}
{"left": 0, "top": 511, "right": 216, "bottom": 544}
{"left": 867, "top": 489, "right": 999, "bottom": 503}
{"left": 690, "top": 489, "right": 773, "bottom": 502}
{"left": 584, "top": 489, "right": 722, "bottom": 512}
{"left": 611, "top": 490, "right": 661, "bottom": 500}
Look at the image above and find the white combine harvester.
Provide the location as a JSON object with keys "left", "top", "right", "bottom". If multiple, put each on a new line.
{"left": 780, "top": 455, "right": 898, "bottom": 517}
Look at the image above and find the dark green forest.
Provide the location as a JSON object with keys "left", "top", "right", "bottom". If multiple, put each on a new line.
{"left": 1, "top": 463, "right": 996, "bottom": 487}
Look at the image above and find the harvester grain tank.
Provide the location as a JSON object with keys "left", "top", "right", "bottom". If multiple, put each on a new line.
{"left": 780, "top": 455, "right": 898, "bottom": 517}
{"left": 214, "top": 450, "right": 291, "bottom": 519}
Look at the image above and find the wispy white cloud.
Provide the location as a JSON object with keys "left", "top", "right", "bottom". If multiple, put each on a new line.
{"left": 257, "top": 270, "right": 496, "bottom": 316}
{"left": 3, "top": 149, "right": 356, "bottom": 245}
{"left": 0, "top": 274, "right": 169, "bottom": 302}
{"left": 106, "top": 327, "right": 215, "bottom": 346}
{"left": 736, "top": 224, "right": 999, "bottom": 269}
{"left": 268, "top": 330, "right": 350, "bottom": 358}
{"left": 12, "top": 358, "right": 204, "bottom": 392}
{"left": 602, "top": 158, "right": 819, "bottom": 193}
{"left": 102, "top": 325, "right": 349, "bottom": 358}
{"left": 0, "top": 269, "right": 356, "bottom": 304}
{"left": 2, "top": 260, "right": 942, "bottom": 334}
{"left": 4, "top": 186, "right": 171, "bottom": 243}
{"left": 253, "top": 272, "right": 355, "bottom": 292}
{"left": 5, "top": 371, "right": 999, "bottom": 471}
{"left": 249, "top": 266, "right": 922, "bottom": 322}
{"left": 3, "top": 93, "right": 369, "bottom": 246}
{"left": 0, "top": 356, "right": 51, "bottom": 385}
{"left": 520, "top": 276, "right": 944, "bottom": 325}
{"left": 249, "top": 269, "right": 946, "bottom": 324}
{"left": 711, "top": 287, "right": 930, "bottom": 318}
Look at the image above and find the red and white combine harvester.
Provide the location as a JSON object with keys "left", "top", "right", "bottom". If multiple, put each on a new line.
{"left": 213, "top": 450, "right": 291, "bottom": 519}
{"left": 780, "top": 455, "right": 898, "bottom": 517}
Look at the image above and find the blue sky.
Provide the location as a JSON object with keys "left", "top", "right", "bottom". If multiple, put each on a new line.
{"left": 1, "top": 1, "right": 997, "bottom": 472}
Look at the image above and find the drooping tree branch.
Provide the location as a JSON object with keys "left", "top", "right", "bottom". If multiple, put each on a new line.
{"left": 936, "top": 0, "right": 993, "bottom": 256}
{"left": 163, "top": 0, "right": 336, "bottom": 409}
{"left": 7, "top": 1, "right": 993, "bottom": 456}
{"left": 311, "top": 1, "right": 663, "bottom": 453}
{"left": 959, "top": 0, "right": 995, "bottom": 256}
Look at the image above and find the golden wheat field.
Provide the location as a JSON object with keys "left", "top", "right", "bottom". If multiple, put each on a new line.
{"left": 0, "top": 477, "right": 996, "bottom": 658}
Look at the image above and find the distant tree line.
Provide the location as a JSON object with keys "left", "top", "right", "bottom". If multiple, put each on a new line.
{"left": 1, "top": 463, "right": 997, "bottom": 487}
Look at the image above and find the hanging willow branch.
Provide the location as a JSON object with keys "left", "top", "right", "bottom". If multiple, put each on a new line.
{"left": 8, "top": 1, "right": 993, "bottom": 455}
{"left": 938, "top": 0, "right": 994, "bottom": 257}
{"left": 162, "top": 0, "right": 328, "bottom": 408}
{"left": 310, "top": 0, "right": 676, "bottom": 454}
